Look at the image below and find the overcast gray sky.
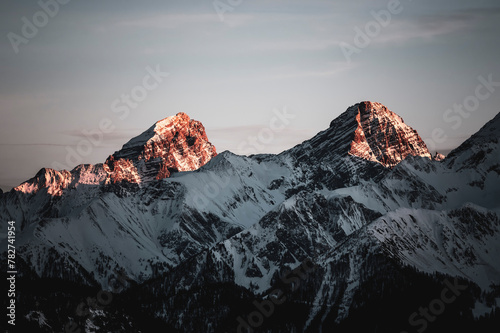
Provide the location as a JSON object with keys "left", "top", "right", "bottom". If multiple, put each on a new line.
{"left": 1, "top": 0, "right": 499, "bottom": 191}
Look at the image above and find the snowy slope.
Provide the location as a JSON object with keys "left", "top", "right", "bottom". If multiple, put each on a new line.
{"left": 148, "top": 108, "right": 500, "bottom": 331}
{"left": 1, "top": 102, "right": 499, "bottom": 332}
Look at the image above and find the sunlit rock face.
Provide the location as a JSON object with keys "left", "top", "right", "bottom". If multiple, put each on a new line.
{"left": 347, "top": 101, "right": 432, "bottom": 168}
{"left": 106, "top": 112, "right": 217, "bottom": 182}
{"left": 15, "top": 112, "right": 217, "bottom": 195}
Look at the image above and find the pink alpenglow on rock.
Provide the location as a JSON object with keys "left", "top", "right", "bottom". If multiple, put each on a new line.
{"left": 15, "top": 113, "right": 217, "bottom": 195}
{"left": 105, "top": 112, "right": 217, "bottom": 182}
{"left": 348, "top": 101, "right": 432, "bottom": 168}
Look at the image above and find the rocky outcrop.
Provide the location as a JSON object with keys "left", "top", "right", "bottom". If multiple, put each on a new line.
{"left": 11, "top": 102, "right": 433, "bottom": 197}
{"left": 433, "top": 152, "right": 446, "bottom": 161}
{"left": 348, "top": 101, "right": 432, "bottom": 168}
{"left": 285, "top": 101, "right": 433, "bottom": 192}
{"left": 15, "top": 168, "right": 74, "bottom": 196}
{"left": 14, "top": 113, "right": 217, "bottom": 195}
{"left": 106, "top": 112, "right": 217, "bottom": 182}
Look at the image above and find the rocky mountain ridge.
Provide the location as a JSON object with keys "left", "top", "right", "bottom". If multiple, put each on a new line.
{"left": 14, "top": 112, "right": 217, "bottom": 196}
{"left": 1, "top": 102, "right": 499, "bottom": 332}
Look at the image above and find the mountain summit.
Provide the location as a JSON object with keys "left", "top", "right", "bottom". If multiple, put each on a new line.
{"left": 1, "top": 103, "right": 499, "bottom": 332}
{"left": 15, "top": 112, "right": 216, "bottom": 195}
{"left": 105, "top": 112, "right": 217, "bottom": 182}
{"left": 290, "top": 101, "right": 431, "bottom": 168}
{"left": 14, "top": 102, "right": 431, "bottom": 196}
{"left": 346, "top": 101, "right": 431, "bottom": 167}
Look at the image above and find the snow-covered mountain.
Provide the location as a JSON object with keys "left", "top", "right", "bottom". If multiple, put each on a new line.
{"left": 13, "top": 112, "right": 217, "bottom": 197}
{"left": 151, "top": 111, "right": 500, "bottom": 331}
{"left": 1, "top": 102, "right": 499, "bottom": 332}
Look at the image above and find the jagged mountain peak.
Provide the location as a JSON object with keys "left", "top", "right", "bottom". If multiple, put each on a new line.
{"left": 113, "top": 112, "right": 214, "bottom": 160}
{"left": 2, "top": 102, "right": 500, "bottom": 332}
{"left": 15, "top": 167, "right": 73, "bottom": 196}
{"left": 154, "top": 112, "right": 191, "bottom": 135}
{"left": 105, "top": 112, "right": 217, "bottom": 182}
{"left": 329, "top": 101, "right": 390, "bottom": 127}
{"left": 347, "top": 101, "right": 432, "bottom": 168}
{"left": 291, "top": 101, "right": 432, "bottom": 168}
{"left": 14, "top": 113, "right": 217, "bottom": 195}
